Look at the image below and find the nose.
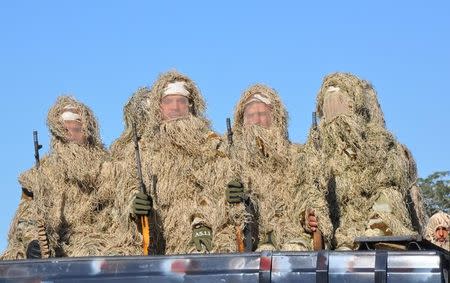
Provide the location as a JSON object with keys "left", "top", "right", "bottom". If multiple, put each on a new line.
{"left": 167, "top": 101, "right": 180, "bottom": 111}
{"left": 253, "top": 115, "right": 262, "bottom": 124}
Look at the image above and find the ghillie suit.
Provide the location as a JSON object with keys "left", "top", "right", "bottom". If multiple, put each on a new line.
{"left": 425, "top": 211, "right": 449, "bottom": 251}
{"left": 1, "top": 96, "right": 109, "bottom": 259}
{"left": 308, "top": 73, "right": 419, "bottom": 250}
{"left": 99, "top": 86, "right": 161, "bottom": 256}
{"left": 215, "top": 84, "right": 332, "bottom": 252}
{"left": 110, "top": 87, "right": 152, "bottom": 161}
{"left": 110, "top": 70, "right": 225, "bottom": 255}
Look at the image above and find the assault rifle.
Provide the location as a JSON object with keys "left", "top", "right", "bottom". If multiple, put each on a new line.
{"left": 310, "top": 113, "right": 324, "bottom": 251}
{"left": 32, "top": 130, "right": 51, "bottom": 258}
{"left": 226, "top": 118, "right": 253, "bottom": 252}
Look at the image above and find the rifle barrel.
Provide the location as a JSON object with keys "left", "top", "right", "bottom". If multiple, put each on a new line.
{"left": 226, "top": 118, "right": 233, "bottom": 145}
{"left": 132, "top": 123, "right": 146, "bottom": 194}
{"left": 33, "top": 130, "right": 42, "bottom": 168}
{"left": 312, "top": 112, "right": 317, "bottom": 128}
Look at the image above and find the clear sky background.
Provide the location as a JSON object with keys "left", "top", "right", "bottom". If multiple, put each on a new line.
{"left": 0, "top": 1, "right": 449, "bottom": 252}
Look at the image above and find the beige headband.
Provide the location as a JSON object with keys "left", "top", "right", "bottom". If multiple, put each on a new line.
{"left": 163, "top": 81, "right": 190, "bottom": 98}
{"left": 326, "top": 86, "right": 341, "bottom": 94}
{"left": 61, "top": 105, "right": 81, "bottom": 122}
{"left": 245, "top": 93, "right": 271, "bottom": 106}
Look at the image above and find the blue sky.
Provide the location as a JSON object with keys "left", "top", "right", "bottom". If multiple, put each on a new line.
{"left": 0, "top": 1, "right": 449, "bottom": 251}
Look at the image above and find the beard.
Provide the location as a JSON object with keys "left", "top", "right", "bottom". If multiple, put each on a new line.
{"left": 52, "top": 140, "right": 106, "bottom": 192}
{"left": 236, "top": 125, "right": 290, "bottom": 168}
{"left": 156, "top": 115, "right": 211, "bottom": 156}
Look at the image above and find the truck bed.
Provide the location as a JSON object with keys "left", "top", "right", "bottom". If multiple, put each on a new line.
{"left": 1, "top": 250, "right": 448, "bottom": 282}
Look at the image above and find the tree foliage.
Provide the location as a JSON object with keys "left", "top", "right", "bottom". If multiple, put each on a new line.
{"left": 418, "top": 171, "right": 450, "bottom": 216}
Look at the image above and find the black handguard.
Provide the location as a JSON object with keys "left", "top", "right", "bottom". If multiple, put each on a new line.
{"left": 26, "top": 240, "right": 42, "bottom": 259}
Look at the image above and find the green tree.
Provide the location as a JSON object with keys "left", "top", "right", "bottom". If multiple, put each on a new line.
{"left": 418, "top": 171, "right": 450, "bottom": 216}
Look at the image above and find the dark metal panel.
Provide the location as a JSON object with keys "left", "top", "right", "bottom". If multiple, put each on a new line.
{"left": 374, "top": 250, "right": 387, "bottom": 283}
{"left": 328, "top": 251, "right": 376, "bottom": 283}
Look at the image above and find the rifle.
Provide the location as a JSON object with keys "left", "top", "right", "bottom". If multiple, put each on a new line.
{"left": 33, "top": 131, "right": 42, "bottom": 168}
{"left": 132, "top": 122, "right": 152, "bottom": 255}
{"left": 32, "top": 130, "right": 51, "bottom": 258}
{"left": 309, "top": 114, "right": 324, "bottom": 251}
{"left": 226, "top": 118, "right": 253, "bottom": 252}
{"left": 312, "top": 112, "right": 318, "bottom": 129}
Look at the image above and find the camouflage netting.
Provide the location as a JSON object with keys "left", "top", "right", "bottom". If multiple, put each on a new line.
{"left": 398, "top": 145, "right": 429, "bottom": 235}
{"left": 306, "top": 72, "right": 419, "bottom": 250}
{"left": 1, "top": 169, "right": 41, "bottom": 260}
{"left": 2, "top": 96, "right": 110, "bottom": 259}
{"left": 110, "top": 87, "right": 152, "bottom": 160}
{"left": 107, "top": 70, "right": 226, "bottom": 255}
{"left": 213, "top": 84, "right": 332, "bottom": 252}
{"left": 425, "top": 211, "right": 449, "bottom": 251}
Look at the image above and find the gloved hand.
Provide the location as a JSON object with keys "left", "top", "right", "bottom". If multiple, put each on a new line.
{"left": 133, "top": 192, "right": 152, "bottom": 215}
{"left": 226, "top": 180, "right": 244, "bottom": 204}
{"left": 26, "top": 240, "right": 42, "bottom": 259}
{"left": 192, "top": 226, "right": 213, "bottom": 252}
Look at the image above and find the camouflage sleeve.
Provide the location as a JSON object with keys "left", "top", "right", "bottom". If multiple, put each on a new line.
{"left": 1, "top": 199, "right": 36, "bottom": 260}
{"left": 98, "top": 158, "right": 144, "bottom": 256}
{"left": 295, "top": 145, "right": 334, "bottom": 245}
{"left": 366, "top": 139, "right": 418, "bottom": 236}
{"left": 409, "top": 184, "right": 428, "bottom": 235}
{"left": 293, "top": 181, "right": 333, "bottom": 246}
{"left": 191, "top": 134, "right": 233, "bottom": 230}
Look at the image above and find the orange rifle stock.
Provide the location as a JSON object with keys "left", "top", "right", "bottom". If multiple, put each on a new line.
{"left": 313, "top": 230, "right": 323, "bottom": 251}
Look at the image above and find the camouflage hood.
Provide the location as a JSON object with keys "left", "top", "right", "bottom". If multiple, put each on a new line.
{"left": 425, "top": 211, "right": 450, "bottom": 248}
{"left": 233, "top": 84, "right": 288, "bottom": 141}
{"left": 110, "top": 87, "right": 151, "bottom": 159}
{"left": 46, "top": 96, "right": 106, "bottom": 188}
{"left": 316, "top": 73, "right": 385, "bottom": 128}
{"left": 146, "top": 70, "right": 208, "bottom": 134}
{"left": 47, "top": 96, "right": 103, "bottom": 148}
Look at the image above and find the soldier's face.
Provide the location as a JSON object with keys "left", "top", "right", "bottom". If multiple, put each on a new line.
{"left": 64, "top": 120, "right": 86, "bottom": 145}
{"left": 322, "top": 88, "right": 351, "bottom": 122}
{"left": 160, "top": 95, "right": 190, "bottom": 121}
{"left": 243, "top": 102, "right": 272, "bottom": 128}
{"left": 435, "top": 226, "right": 448, "bottom": 242}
